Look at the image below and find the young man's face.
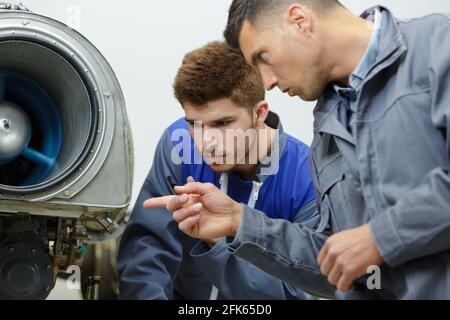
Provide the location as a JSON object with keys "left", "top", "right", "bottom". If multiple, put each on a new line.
{"left": 184, "top": 98, "right": 259, "bottom": 174}
{"left": 238, "top": 8, "right": 329, "bottom": 101}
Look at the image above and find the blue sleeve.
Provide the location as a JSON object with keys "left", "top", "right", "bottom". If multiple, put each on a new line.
{"left": 117, "top": 129, "right": 184, "bottom": 300}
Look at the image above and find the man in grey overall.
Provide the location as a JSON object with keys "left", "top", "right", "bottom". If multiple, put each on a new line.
{"left": 146, "top": 1, "right": 450, "bottom": 299}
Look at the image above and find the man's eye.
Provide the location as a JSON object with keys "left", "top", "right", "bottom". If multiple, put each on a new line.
{"left": 215, "top": 121, "right": 229, "bottom": 127}
{"left": 257, "top": 53, "right": 268, "bottom": 64}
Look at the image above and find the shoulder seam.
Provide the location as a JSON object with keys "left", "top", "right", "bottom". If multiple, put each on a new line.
{"left": 398, "top": 12, "right": 450, "bottom": 25}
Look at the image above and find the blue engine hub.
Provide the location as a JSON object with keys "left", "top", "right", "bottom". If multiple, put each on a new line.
{"left": 0, "top": 69, "right": 62, "bottom": 186}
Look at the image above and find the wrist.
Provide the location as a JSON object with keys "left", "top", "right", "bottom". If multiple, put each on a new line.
{"left": 366, "top": 224, "right": 384, "bottom": 265}
{"left": 229, "top": 202, "right": 244, "bottom": 237}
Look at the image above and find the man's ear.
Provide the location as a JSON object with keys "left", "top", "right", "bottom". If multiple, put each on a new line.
{"left": 285, "top": 4, "right": 314, "bottom": 35}
{"left": 253, "top": 101, "right": 270, "bottom": 128}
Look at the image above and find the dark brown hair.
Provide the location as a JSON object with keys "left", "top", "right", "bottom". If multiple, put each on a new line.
{"left": 173, "top": 41, "right": 264, "bottom": 109}
{"left": 224, "top": 0, "right": 342, "bottom": 48}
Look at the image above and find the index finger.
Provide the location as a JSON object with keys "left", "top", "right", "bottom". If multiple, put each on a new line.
{"left": 143, "top": 196, "right": 177, "bottom": 209}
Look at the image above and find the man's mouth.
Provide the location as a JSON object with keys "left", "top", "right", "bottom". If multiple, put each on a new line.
{"left": 204, "top": 154, "right": 226, "bottom": 163}
{"left": 281, "top": 87, "right": 296, "bottom": 97}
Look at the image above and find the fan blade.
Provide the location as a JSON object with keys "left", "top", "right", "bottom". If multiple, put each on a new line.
{"left": 22, "top": 147, "right": 55, "bottom": 168}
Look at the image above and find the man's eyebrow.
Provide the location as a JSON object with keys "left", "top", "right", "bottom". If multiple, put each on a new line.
{"left": 185, "top": 116, "right": 235, "bottom": 124}
{"left": 185, "top": 117, "right": 209, "bottom": 123}
{"left": 211, "top": 116, "right": 235, "bottom": 123}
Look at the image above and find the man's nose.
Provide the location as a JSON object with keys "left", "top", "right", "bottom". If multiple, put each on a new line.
{"left": 261, "top": 72, "right": 279, "bottom": 91}
{"left": 203, "top": 131, "right": 218, "bottom": 147}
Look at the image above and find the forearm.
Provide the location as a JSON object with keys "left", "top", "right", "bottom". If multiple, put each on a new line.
{"left": 190, "top": 239, "right": 310, "bottom": 300}
{"left": 226, "top": 205, "right": 336, "bottom": 299}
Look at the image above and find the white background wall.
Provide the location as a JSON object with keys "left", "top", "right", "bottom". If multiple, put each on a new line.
{"left": 16, "top": 0, "right": 450, "bottom": 206}
{"left": 5, "top": 0, "right": 448, "bottom": 299}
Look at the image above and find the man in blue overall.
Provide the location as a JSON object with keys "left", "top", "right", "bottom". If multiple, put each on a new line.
{"left": 117, "top": 41, "right": 319, "bottom": 300}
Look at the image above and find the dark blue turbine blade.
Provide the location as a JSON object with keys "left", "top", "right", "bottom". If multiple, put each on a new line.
{"left": 22, "top": 147, "right": 55, "bottom": 169}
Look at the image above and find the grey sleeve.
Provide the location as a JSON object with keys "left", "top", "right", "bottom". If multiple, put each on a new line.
{"left": 117, "top": 129, "right": 184, "bottom": 300}
{"left": 190, "top": 239, "right": 310, "bottom": 300}
{"left": 370, "top": 17, "right": 450, "bottom": 267}
{"left": 188, "top": 201, "right": 319, "bottom": 300}
{"left": 225, "top": 202, "right": 336, "bottom": 299}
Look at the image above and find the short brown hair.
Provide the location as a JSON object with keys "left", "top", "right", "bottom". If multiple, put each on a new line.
{"left": 173, "top": 41, "right": 265, "bottom": 109}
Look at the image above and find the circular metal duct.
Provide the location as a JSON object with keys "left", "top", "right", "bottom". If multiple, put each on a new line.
{"left": 0, "top": 8, "right": 120, "bottom": 199}
{"left": 0, "top": 41, "right": 96, "bottom": 191}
